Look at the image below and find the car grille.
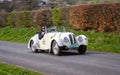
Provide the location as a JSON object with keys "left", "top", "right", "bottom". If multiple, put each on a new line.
{"left": 69, "top": 34, "right": 76, "bottom": 44}
{"left": 73, "top": 35, "right": 77, "bottom": 44}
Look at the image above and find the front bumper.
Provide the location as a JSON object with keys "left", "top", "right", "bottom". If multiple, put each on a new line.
{"left": 60, "top": 43, "right": 79, "bottom": 50}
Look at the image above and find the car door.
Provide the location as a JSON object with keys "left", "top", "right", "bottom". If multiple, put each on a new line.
{"left": 39, "top": 33, "right": 53, "bottom": 50}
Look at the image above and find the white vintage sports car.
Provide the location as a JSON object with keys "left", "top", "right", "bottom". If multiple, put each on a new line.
{"left": 28, "top": 26, "right": 88, "bottom": 56}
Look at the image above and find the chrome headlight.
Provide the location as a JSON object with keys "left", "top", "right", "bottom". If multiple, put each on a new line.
{"left": 64, "top": 37, "right": 69, "bottom": 43}
{"left": 78, "top": 37, "right": 83, "bottom": 42}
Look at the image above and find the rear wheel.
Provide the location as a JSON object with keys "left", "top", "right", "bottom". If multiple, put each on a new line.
{"left": 30, "top": 40, "right": 38, "bottom": 53}
{"left": 52, "top": 41, "right": 61, "bottom": 56}
{"left": 77, "top": 45, "right": 86, "bottom": 54}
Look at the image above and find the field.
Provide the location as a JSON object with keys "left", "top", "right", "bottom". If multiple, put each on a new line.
{"left": 0, "top": 26, "right": 120, "bottom": 53}
{"left": 0, "top": 62, "right": 44, "bottom": 75}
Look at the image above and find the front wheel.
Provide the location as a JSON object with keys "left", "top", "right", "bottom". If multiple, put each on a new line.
{"left": 77, "top": 45, "right": 87, "bottom": 54}
{"left": 30, "top": 40, "right": 38, "bottom": 53}
{"left": 52, "top": 41, "right": 61, "bottom": 56}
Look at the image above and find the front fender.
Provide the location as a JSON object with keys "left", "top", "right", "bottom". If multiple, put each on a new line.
{"left": 52, "top": 38, "right": 63, "bottom": 47}
{"left": 76, "top": 35, "right": 88, "bottom": 46}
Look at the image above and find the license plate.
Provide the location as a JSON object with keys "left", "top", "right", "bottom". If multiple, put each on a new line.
{"left": 70, "top": 44, "right": 79, "bottom": 49}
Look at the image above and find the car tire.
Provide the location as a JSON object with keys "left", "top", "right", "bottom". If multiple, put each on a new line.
{"left": 30, "top": 40, "right": 38, "bottom": 53}
{"left": 52, "top": 41, "right": 61, "bottom": 56}
{"left": 77, "top": 45, "right": 86, "bottom": 54}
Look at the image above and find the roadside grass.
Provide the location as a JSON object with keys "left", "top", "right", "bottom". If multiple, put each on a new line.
{"left": 0, "top": 62, "right": 44, "bottom": 75}
{"left": 0, "top": 26, "right": 39, "bottom": 43}
{"left": 0, "top": 26, "right": 120, "bottom": 53}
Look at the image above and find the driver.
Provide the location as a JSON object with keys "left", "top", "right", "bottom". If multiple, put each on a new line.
{"left": 38, "top": 26, "right": 45, "bottom": 39}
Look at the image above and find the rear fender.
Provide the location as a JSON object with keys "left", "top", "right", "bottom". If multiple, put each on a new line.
{"left": 28, "top": 34, "right": 39, "bottom": 49}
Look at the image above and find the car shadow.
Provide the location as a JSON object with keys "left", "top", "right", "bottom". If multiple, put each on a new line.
{"left": 29, "top": 50, "right": 106, "bottom": 56}
{"left": 29, "top": 50, "right": 80, "bottom": 56}
{"left": 60, "top": 51, "right": 106, "bottom": 56}
{"left": 60, "top": 51, "right": 80, "bottom": 56}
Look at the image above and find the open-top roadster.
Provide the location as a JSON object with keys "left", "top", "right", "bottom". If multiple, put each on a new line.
{"left": 28, "top": 26, "right": 88, "bottom": 56}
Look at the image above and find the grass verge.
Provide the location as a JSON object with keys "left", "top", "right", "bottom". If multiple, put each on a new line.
{"left": 0, "top": 26, "right": 39, "bottom": 43}
{"left": 0, "top": 62, "right": 44, "bottom": 75}
{"left": 0, "top": 26, "right": 120, "bottom": 53}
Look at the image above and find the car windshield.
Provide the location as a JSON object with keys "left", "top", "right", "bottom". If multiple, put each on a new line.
{"left": 48, "top": 26, "right": 57, "bottom": 32}
{"left": 47, "top": 26, "right": 65, "bottom": 33}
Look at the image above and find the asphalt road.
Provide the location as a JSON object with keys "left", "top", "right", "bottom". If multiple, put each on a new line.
{"left": 0, "top": 41, "right": 120, "bottom": 75}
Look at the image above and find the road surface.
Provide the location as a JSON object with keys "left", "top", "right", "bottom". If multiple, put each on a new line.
{"left": 0, "top": 41, "right": 120, "bottom": 75}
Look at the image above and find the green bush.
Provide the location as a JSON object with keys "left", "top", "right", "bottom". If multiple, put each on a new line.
{"left": 7, "top": 11, "right": 35, "bottom": 28}
{"left": 52, "top": 7, "right": 63, "bottom": 26}
{"left": 7, "top": 12, "right": 14, "bottom": 27}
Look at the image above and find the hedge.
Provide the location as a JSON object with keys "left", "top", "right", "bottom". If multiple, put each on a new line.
{"left": 69, "top": 3, "right": 120, "bottom": 32}
{"left": 0, "top": 11, "right": 7, "bottom": 27}
{"left": 7, "top": 11, "right": 36, "bottom": 28}
{"left": 34, "top": 9, "right": 52, "bottom": 27}
{"left": 52, "top": 7, "right": 63, "bottom": 26}
{"left": 52, "top": 7, "right": 70, "bottom": 27}
{"left": 0, "top": 3, "right": 120, "bottom": 33}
